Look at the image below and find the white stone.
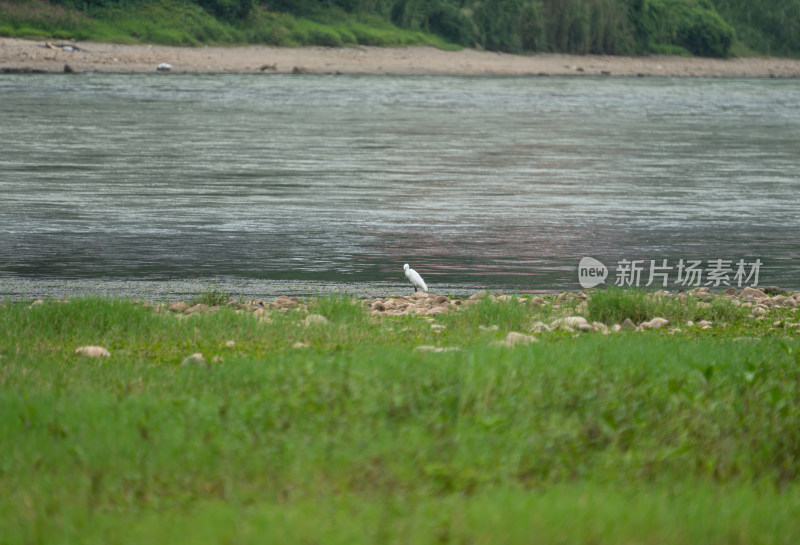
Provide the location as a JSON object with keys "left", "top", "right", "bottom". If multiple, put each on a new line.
{"left": 74, "top": 346, "right": 110, "bottom": 358}
{"left": 304, "top": 314, "right": 328, "bottom": 326}
{"left": 181, "top": 353, "right": 206, "bottom": 366}
{"left": 498, "top": 332, "right": 539, "bottom": 346}
{"left": 641, "top": 317, "right": 670, "bottom": 329}
{"left": 529, "top": 322, "right": 551, "bottom": 333}
{"left": 550, "top": 316, "right": 589, "bottom": 330}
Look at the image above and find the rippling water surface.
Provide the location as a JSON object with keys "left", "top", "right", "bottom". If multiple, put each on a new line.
{"left": 1, "top": 73, "right": 798, "bottom": 297}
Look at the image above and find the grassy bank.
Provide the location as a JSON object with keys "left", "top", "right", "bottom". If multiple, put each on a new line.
{"left": 2, "top": 289, "right": 800, "bottom": 543}
{"left": 0, "top": 0, "right": 455, "bottom": 49}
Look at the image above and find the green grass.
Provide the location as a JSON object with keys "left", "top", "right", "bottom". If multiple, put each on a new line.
{"left": 189, "top": 282, "right": 233, "bottom": 307}
{"left": 586, "top": 286, "right": 751, "bottom": 325}
{"left": 1, "top": 291, "right": 800, "bottom": 543}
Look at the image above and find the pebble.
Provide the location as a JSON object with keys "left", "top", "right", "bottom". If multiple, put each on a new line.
{"left": 185, "top": 304, "right": 209, "bottom": 315}
{"left": 550, "top": 316, "right": 589, "bottom": 331}
{"left": 641, "top": 317, "right": 670, "bottom": 329}
{"left": 181, "top": 353, "right": 207, "bottom": 367}
{"left": 497, "top": 331, "right": 539, "bottom": 346}
{"left": 169, "top": 301, "right": 190, "bottom": 313}
{"left": 415, "top": 345, "right": 461, "bottom": 353}
{"left": 592, "top": 322, "right": 609, "bottom": 334}
{"left": 741, "top": 287, "right": 768, "bottom": 300}
{"left": 74, "top": 345, "right": 110, "bottom": 358}
{"left": 529, "top": 321, "right": 550, "bottom": 333}
{"left": 304, "top": 314, "right": 328, "bottom": 326}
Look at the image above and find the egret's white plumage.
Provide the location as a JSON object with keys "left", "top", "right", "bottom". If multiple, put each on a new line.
{"left": 404, "top": 263, "right": 428, "bottom": 293}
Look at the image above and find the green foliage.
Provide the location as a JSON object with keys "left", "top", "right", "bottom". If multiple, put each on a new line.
{"left": 389, "top": 0, "right": 474, "bottom": 46}
{"left": 0, "top": 0, "right": 93, "bottom": 38}
{"left": 0, "top": 0, "right": 797, "bottom": 56}
{"left": 473, "top": 0, "right": 543, "bottom": 53}
{"left": 629, "top": 0, "right": 735, "bottom": 57}
{"left": 189, "top": 283, "right": 232, "bottom": 306}
{"left": 710, "top": 0, "right": 800, "bottom": 57}
{"left": 588, "top": 287, "right": 680, "bottom": 324}
{"left": 195, "top": 0, "right": 253, "bottom": 21}
{"left": 586, "top": 287, "right": 751, "bottom": 325}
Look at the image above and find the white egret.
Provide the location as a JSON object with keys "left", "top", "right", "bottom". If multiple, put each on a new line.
{"left": 404, "top": 263, "right": 428, "bottom": 293}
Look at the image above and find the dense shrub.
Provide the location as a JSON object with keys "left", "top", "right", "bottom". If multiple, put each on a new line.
{"left": 196, "top": 0, "right": 253, "bottom": 21}
{"left": 390, "top": 0, "right": 474, "bottom": 46}
{"left": 474, "top": 0, "right": 543, "bottom": 53}
{"left": 710, "top": 0, "right": 800, "bottom": 56}
{"left": 629, "top": 0, "right": 735, "bottom": 57}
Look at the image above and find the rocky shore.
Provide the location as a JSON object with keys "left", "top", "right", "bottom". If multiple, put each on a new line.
{"left": 3, "top": 38, "right": 800, "bottom": 77}
{"left": 152, "top": 285, "right": 800, "bottom": 336}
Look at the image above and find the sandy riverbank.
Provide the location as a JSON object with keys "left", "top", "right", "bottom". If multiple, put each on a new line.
{"left": 3, "top": 37, "right": 800, "bottom": 77}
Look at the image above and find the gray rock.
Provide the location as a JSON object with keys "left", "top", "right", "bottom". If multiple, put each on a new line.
{"left": 621, "top": 318, "right": 637, "bottom": 330}
{"left": 741, "top": 287, "right": 768, "bottom": 300}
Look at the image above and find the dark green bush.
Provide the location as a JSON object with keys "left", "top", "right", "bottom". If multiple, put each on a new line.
{"left": 630, "top": 0, "right": 734, "bottom": 57}
{"left": 710, "top": 0, "right": 800, "bottom": 56}
{"left": 678, "top": 2, "right": 734, "bottom": 57}
{"left": 308, "top": 27, "right": 344, "bottom": 46}
{"left": 474, "top": 0, "right": 543, "bottom": 53}
{"left": 390, "top": 0, "right": 474, "bottom": 46}
{"left": 196, "top": 0, "right": 254, "bottom": 21}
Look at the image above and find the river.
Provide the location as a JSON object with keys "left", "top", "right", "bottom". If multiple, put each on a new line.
{"left": 1, "top": 73, "right": 798, "bottom": 300}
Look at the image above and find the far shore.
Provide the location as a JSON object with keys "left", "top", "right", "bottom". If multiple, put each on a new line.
{"left": 2, "top": 37, "right": 800, "bottom": 77}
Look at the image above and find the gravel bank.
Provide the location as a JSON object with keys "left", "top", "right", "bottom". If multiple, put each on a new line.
{"left": 3, "top": 38, "right": 800, "bottom": 77}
